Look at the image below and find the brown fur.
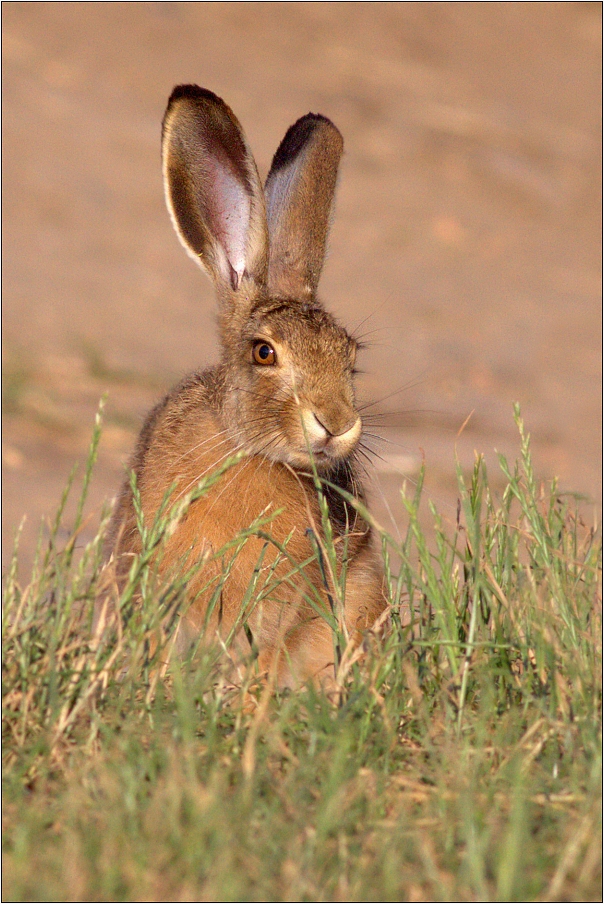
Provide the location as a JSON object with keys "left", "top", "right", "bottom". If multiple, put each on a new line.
{"left": 103, "top": 86, "right": 386, "bottom": 688}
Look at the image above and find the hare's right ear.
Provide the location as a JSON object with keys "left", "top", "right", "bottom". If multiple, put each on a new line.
{"left": 265, "top": 114, "right": 343, "bottom": 300}
{"left": 162, "top": 85, "right": 268, "bottom": 293}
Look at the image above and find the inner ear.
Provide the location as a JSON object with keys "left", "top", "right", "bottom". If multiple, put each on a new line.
{"left": 201, "top": 149, "right": 252, "bottom": 288}
{"left": 162, "top": 85, "right": 268, "bottom": 293}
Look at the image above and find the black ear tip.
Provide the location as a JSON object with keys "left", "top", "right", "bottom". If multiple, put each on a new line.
{"left": 167, "top": 84, "right": 225, "bottom": 110}
{"left": 271, "top": 113, "right": 343, "bottom": 173}
{"left": 163, "top": 86, "right": 236, "bottom": 141}
{"left": 299, "top": 112, "right": 336, "bottom": 128}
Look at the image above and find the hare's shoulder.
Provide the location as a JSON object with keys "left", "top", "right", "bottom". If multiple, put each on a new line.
{"left": 106, "top": 367, "right": 230, "bottom": 559}
{"left": 138, "top": 366, "right": 227, "bottom": 469}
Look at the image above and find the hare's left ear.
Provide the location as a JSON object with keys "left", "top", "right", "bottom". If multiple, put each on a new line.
{"left": 162, "top": 85, "right": 268, "bottom": 294}
{"left": 264, "top": 114, "right": 343, "bottom": 300}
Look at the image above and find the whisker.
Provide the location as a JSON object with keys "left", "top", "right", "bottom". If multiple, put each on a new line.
{"left": 357, "top": 370, "right": 433, "bottom": 413}
{"left": 171, "top": 443, "right": 243, "bottom": 506}
{"left": 171, "top": 431, "right": 231, "bottom": 468}
{"left": 362, "top": 433, "right": 419, "bottom": 456}
{"left": 362, "top": 407, "right": 443, "bottom": 422}
{"left": 349, "top": 295, "right": 395, "bottom": 340}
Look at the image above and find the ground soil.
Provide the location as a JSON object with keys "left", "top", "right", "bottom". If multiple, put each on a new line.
{"left": 3, "top": 3, "right": 601, "bottom": 576}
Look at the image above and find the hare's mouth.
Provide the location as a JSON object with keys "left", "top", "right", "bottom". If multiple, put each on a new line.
{"left": 310, "top": 448, "right": 334, "bottom": 467}
{"left": 303, "top": 443, "right": 357, "bottom": 471}
{"left": 300, "top": 409, "right": 361, "bottom": 459}
{"left": 313, "top": 445, "right": 348, "bottom": 461}
{"left": 269, "top": 444, "right": 352, "bottom": 473}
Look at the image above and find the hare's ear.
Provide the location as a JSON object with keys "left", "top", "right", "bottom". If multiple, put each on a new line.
{"left": 265, "top": 114, "right": 343, "bottom": 300}
{"left": 162, "top": 85, "right": 268, "bottom": 293}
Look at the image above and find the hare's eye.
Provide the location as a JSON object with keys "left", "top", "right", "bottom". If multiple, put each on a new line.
{"left": 252, "top": 341, "right": 277, "bottom": 366}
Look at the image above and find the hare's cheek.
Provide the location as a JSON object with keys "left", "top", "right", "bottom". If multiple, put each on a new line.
{"left": 279, "top": 406, "right": 305, "bottom": 446}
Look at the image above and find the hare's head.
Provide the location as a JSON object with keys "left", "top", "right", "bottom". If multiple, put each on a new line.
{"left": 162, "top": 85, "right": 362, "bottom": 473}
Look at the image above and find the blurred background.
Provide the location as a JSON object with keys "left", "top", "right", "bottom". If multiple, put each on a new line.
{"left": 3, "top": 2, "right": 602, "bottom": 574}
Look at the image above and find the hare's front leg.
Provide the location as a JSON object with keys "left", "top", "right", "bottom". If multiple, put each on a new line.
{"left": 268, "top": 547, "right": 387, "bottom": 691}
{"left": 342, "top": 545, "right": 388, "bottom": 640}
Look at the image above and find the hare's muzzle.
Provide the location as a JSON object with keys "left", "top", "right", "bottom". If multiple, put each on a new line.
{"left": 303, "top": 409, "right": 361, "bottom": 461}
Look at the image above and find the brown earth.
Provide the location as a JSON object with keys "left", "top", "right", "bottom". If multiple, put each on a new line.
{"left": 2, "top": 2, "right": 602, "bottom": 577}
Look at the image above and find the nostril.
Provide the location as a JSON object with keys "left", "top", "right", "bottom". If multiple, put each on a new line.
{"left": 337, "top": 415, "right": 361, "bottom": 438}
{"left": 313, "top": 413, "right": 332, "bottom": 437}
{"left": 312, "top": 412, "right": 360, "bottom": 440}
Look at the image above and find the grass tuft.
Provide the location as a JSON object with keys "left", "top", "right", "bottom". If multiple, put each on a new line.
{"left": 2, "top": 405, "right": 601, "bottom": 901}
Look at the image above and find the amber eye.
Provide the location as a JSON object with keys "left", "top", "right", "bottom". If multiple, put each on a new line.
{"left": 252, "top": 341, "right": 276, "bottom": 366}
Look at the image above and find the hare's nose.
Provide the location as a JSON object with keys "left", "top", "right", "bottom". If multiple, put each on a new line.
{"left": 313, "top": 412, "right": 359, "bottom": 439}
{"left": 311, "top": 414, "right": 361, "bottom": 457}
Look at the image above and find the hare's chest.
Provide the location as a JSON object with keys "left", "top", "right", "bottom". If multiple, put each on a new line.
{"left": 176, "top": 454, "right": 318, "bottom": 554}
{"left": 142, "top": 412, "right": 315, "bottom": 551}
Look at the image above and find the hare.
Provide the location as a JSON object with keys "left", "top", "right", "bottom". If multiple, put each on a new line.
{"left": 105, "top": 85, "right": 386, "bottom": 688}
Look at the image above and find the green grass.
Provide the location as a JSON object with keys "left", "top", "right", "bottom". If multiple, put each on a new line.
{"left": 2, "top": 404, "right": 601, "bottom": 902}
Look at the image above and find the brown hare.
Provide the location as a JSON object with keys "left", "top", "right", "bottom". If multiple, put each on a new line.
{"left": 105, "top": 85, "right": 386, "bottom": 688}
